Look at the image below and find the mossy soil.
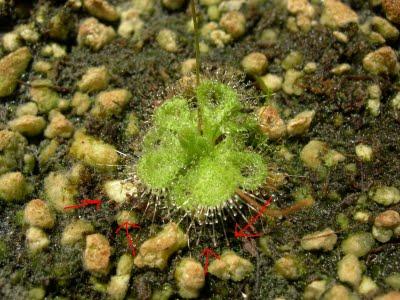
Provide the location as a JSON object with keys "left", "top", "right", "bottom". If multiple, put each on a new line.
{"left": 1, "top": 0, "right": 400, "bottom": 299}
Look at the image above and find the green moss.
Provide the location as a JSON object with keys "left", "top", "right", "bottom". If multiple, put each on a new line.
{"left": 137, "top": 80, "right": 267, "bottom": 211}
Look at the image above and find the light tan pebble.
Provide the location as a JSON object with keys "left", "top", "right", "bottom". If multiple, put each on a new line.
{"left": 77, "top": 66, "right": 109, "bottom": 93}
{"left": 337, "top": 254, "right": 362, "bottom": 287}
{"left": 209, "top": 29, "right": 231, "bottom": 47}
{"left": 134, "top": 222, "right": 187, "bottom": 269}
{"left": 282, "top": 69, "right": 303, "bottom": 95}
{"left": 0, "top": 172, "right": 29, "bottom": 202}
{"left": 259, "top": 74, "right": 282, "bottom": 92}
{"left": 77, "top": 18, "right": 116, "bottom": 51}
{"left": 372, "top": 225, "right": 393, "bottom": 243}
{"left": 341, "top": 232, "right": 375, "bottom": 257}
{"left": 374, "top": 291, "right": 400, "bottom": 300}
{"left": 91, "top": 89, "right": 131, "bottom": 118}
{"left": 371, "top": 16, "right": 399, "bottom": 40}
{"left": 282, "top": 51, "right": 303, "bottom": 70}
{"left": 320, "top": 0, "right": 358, "bottom": 29}
{"left": 181, "top": 58, "right": 197, "bottom": 76}
{"left": 219, "top": 11, "right": 246, "bottom": 39}
{"left": 258, "top": 106, "right": 286, "bottom": 140}
{"left": 321, "top": 284, "right": 352, "bottom": 300}
{"left": 303, "top": 280, "right": 327, "bottom": 300}
{"left": 358, "top": 276, "right": 380, "bottom": 297}
{"left": 303, "top": 62, "right": 317, "bottom": 73}
{"left": 24, "top": 199, "right": 55, "bottom": 229}
{"left": 29, "top": 79, "right": 60, "bottom": 113}
{"left": 0, "top": 47, "right": 32, "bottom": 97}
{"left": 370, "top": 186, "right": 400, "bottom": 206}
{"left": 44, "top": 171, "right": 77, "bottom": 212}
{"left": 104, "top": 180, "right": 137, "bottom": 204}
{"left": 83, "top": 0, "right": 119, "bottom": 22}
{"left": 286, "top": 110, "right": 315, "bottom": 136}
{"left": 44, "top": 111, "right": 74, "bottom": 139}
{"left": 8, "top": 115, "right": 46, "bottom": 137}
{"left": 375, "top": 210, "right": 400, "bottom": 228}
{"left": 301, "top": 228, "right": 337, "bottom": 251}
{"left": 16, "top": 102, "right": 38, "bottom": 117}
{"left": 174, "top": 258, "right": 205, "bottom": 299}
{"left": 383, "top": 0, "right": 400, "bottom": 24}
{"left": 208, "top": 250, "right": 254, "bottom": 282}
{"left": 355, "top": 144, "right": 373, "bottom": 162}
{"left": 116, "top": 210, "right": 139, "bottom": 226}
{"left": 300, "top": 140, "right": 328, "bottom": 169}
{"left": 26, "top": 227, "right": 50, "bottom": 253}
{"left": 241, "top": 52, "right": 268, "bottom": 76}
{"left": 71, "top": 92, "right": 91, "bottom": 115}
{"left": 333, "top": 31, "right": 349, "bottom": 43}
{"left": 274, "top": 255, "right": 303, "bottom": 280}
{"left": 363, "top": 46, "right": 399, "bottom": 75}
{"left": 156, "top": 29, "right": 178, "bottom": 53}
{"left": 61, "top": 220, "right": 94, "bottom": 246}
{"left": 107, "top": 275, "right": 130, "bottom": 300}
{"left": 331, "top": 63, "right": 351, "bottom": 75}
{"left": 162, "top": 0, "right": 185, "bottom": 10}
{"left": 83, "top": 233, "right": 111, "bottom": 274}
{"left": 69, "top": 130, "right": 119, "bottom": 170}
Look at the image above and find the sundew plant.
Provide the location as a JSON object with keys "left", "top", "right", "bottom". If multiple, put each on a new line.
{"left": 137, "top": 80, "right": 268, "bottom": 214}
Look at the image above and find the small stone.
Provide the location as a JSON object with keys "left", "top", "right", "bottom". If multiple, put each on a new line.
{"left": 286, "top": 110, "right": 315, "bottom": 136}
{"left": 320, "top": 0, "right": 358, "bottom": 29}
{"left": 385, "top": 273, "right": 400, "bottom": 290}
{"left": 274, "top": 255, "right": 304, "bottom": 280}
{"left": 260, "top": 29, "right": 278, "bottom": 45}
{"left": 337, "top": 254, "right": 362, "bottom": 287}
{"left": 371, "top": 16, "right": 399, "bottom": 40}
{"left": 303, "top": 280, "right": 327, "bottom": 300}
{"left": 358, "top": 276, "right": 379, "bottom": 297}
{"left": 44, "top": 172, "right": 77, "bottom": 212}
{"left": 375, "top": 291, "right": 400, "bottom": 300}
{"left": 383, "top": 0, "right": 400, "bottom": 24}
{"left": 69, "top": 130, "right": 119, "bottom": 170}
{"left": 116, "top": 254, "right": 134, "bottom": 276}
{"left": 282, "top": 69, "right": 303, "bottom": 95}
{"left": 83, "top": 233, "right": 111, "bottom": 275}
{"left": 26, "top": 227, "right": 50, "bottom": 253}
{"left": 300, "top": 140, "right": 328, "bottom": 169}
{"left": 47, "top": 10, "right": 75, "bottom": 41}
{"left": 8, "top": 115, "right": 46, "bottom": 137}
{"left": 2, "top": 31, "right": 22, "bottom": 52}
{"left": 369, "top": 186, "right": 400, "bottom": 206}
{"left": 333, "top": 31, "right": 349, "bottom": 43}
{"left": 107, "top": 275, "right": 130, "bottom": 300}
{"left": 32, "top": 61, "right": 53, "bottom": 76}
{"left": 24, "top": 199, "right": 55, "bottom": 229}
{"left": 372, "top": 225, "right": 393, "bottom": 243}
{"left": 134, "top": 222, "right": 187, "bottom": 269}
{"left": 354, "top": 211, "right": 371, "bottom": 223}
{"left": 303, "top": 62, "right": 317, "bottom": 73}
{"left": 219, "top": 11, "right": 246, "bottom": 39}
{"left": 209, "top": 29, "right": 232, "bottom": 47}
{"left": 77, "top": 66, "right": 109, "bottom": 93}
{"left": 16, "top": 102, "right": 38, "bottom": 117}
{"left": 44, "top": 111, "right": 74, "bottom": 139}
{"left": 0, "top": 172, "right": 29, "bottom": 202}
{"left": 241, "top": 52, "right": 268, "bottom": 76}
{"left": 162, "top": 0, "right": 185, "bottom": 10}
{"left": 331, "top": 63, "right": 351, "bottom": 75}
{"left": 28, "top": 287, "right": 45, "bottom": 300}
{"left": 104, "top": 180, "right": 137, "bottom": 204}
{"left": 258, "top": 106, "right": 286, "bottom": 140}
{"left": 321, "top": 284, "right": 352, "bottom": 300}
{"left": 83, "top": 0, "right": 119, "bottom": 22}
{"left": 341, "top": 232, "right": 375, "bottom": 257}
{"left": 368, "top": 84, "right": 382, "bottom": 100}
{"left": 156, "top": 29, "right": 178, "bottom": 53}
{"left": 125, "top": 113, "right": 139, "bottom": 137}
{"left": 323, "top": 149, "right": 346, "bottom": 167}
{"left": 115, "top": 210, "right": 138, "bottom": 226}
{"left": 0, "top": 47, "right": 32, "bottom": 97}
{"left": 282, "top": 51, "right": 303, "bottom": 70}
{"left": 181, "top": 58, "right": 197, "bottom": 76}
{"left": 375, "top": 210, "right": 400, "bottom": 228}
{"left": 71, "top": 92, "right": 91, "bottom": 115}
{"left": 367, "top": 98, "right": 381, "bottom": 116}
{"left": 61, "top": 219, "right": 94, "bottom": 246}
{"left": 207, "top": 5, "right": 220, "bottom": 21}
{"left": 29, "top": 79, "right": 60, "bottom": 113}
{"left": 259, "top": 74, "right": 283, "bottom": 92}
{"left": 77, "top": 18, "right": 116, "bottom": 51}
{"left": 301, "top": 228, "right": 337, "bottom": 251}
{"left": 174, "top": 258, "right": 205, "bottom": 299}
{"left": 17, "top": 23, "right": 39, "bottom": 43}
{"left": 118, "top": 9, "right": 144, "bottom": 39}
{"left": 355, "top": 144, "right": 373, "bottom": 162}
{"left": 91, "top": 89, "right": 131, "bottom": 118}
{"left": 363, "top": 46, "right": 399, "bottom": 76}
{"left": 208, "top": 251, "right": 254, "bottom": 282}
{"left": 38, "top": 139, "right": 59, "bottom": 167}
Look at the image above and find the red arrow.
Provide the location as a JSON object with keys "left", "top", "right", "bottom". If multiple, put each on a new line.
{"left": 64, "top": 199, "right": 102, "bottom": 211}
{"left": 234, "top": 196, "right": 273, "bottom": 238}
{"left": 200, "top": 247, "right": 220, "bottom": 275}
{"left": 115, "top": 221, "right": 141, "bottom": 257}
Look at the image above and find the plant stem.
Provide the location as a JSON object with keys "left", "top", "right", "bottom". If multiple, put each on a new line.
{"left": 190, "top": 0, "right": 203, "bottom": 135}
